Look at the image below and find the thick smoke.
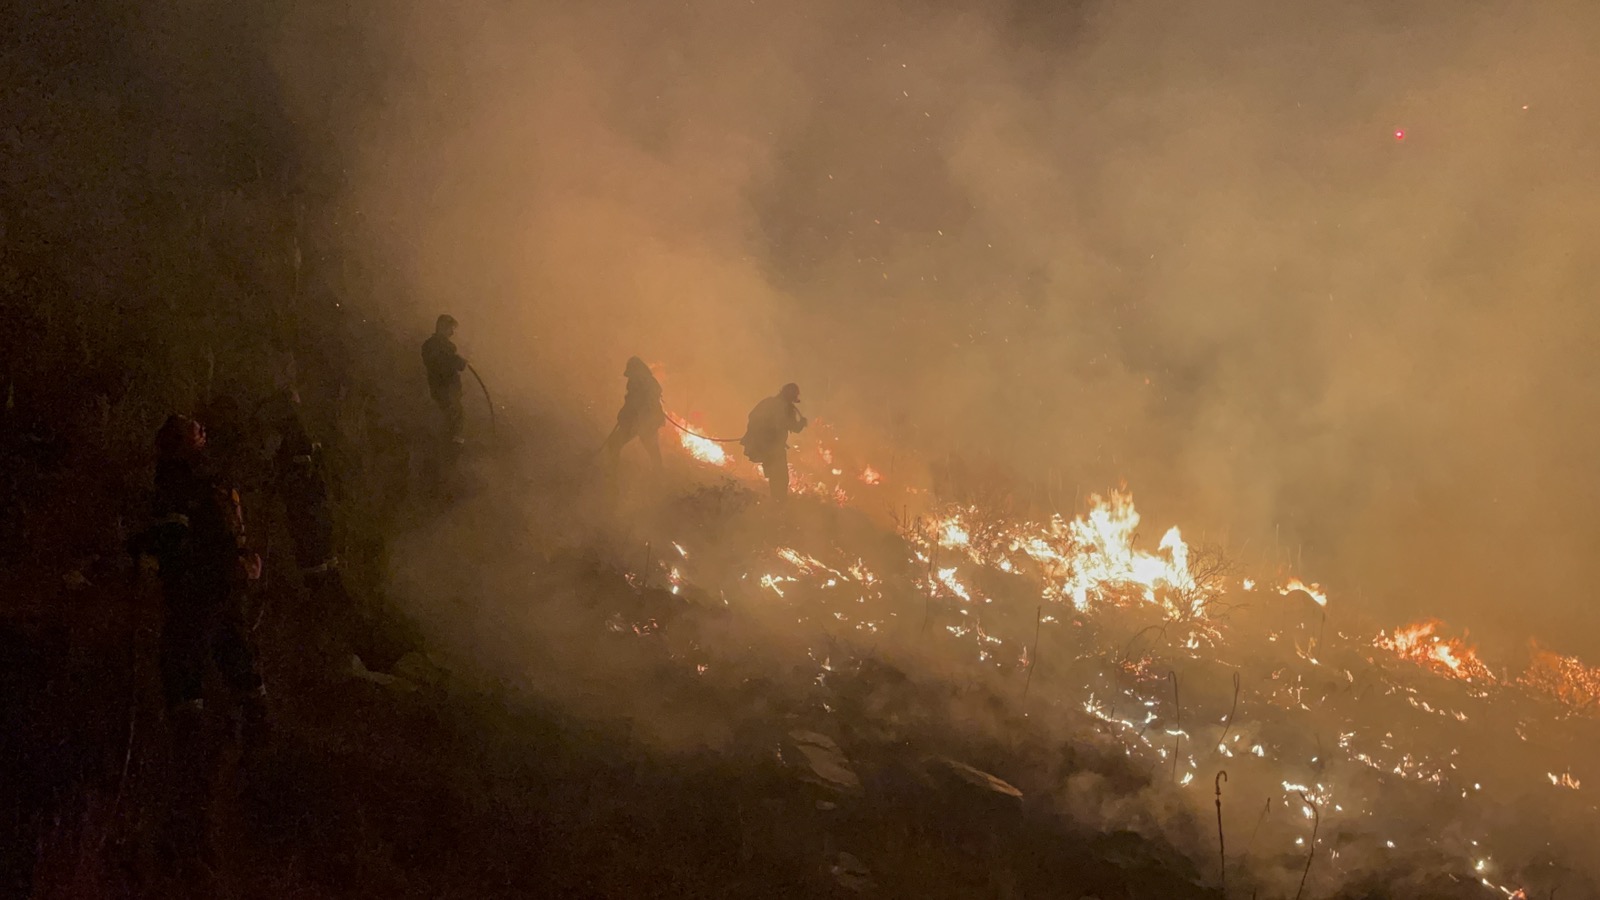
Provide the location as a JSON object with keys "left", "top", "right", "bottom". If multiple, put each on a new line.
{"left": 274, "top": 0, "right": 1600, "bottom": 648}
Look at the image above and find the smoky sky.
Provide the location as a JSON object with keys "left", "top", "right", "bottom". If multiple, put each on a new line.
{"left": 271, "top": 0, "right": 1600, "bottom": 653}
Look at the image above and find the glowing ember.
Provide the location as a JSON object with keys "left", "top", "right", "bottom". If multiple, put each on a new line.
{"left": 1375, "top": 620, "right": 1496, "bottom": 683}
{"left": 860, "top": 465, "right": 883, "bottom": 485}
{"left": 939, "top": 521, "right": 971, "bottom": 549}
{"left": 1548, "top": 772, "right": 1581, "bottom": 790}
{"left": 935, "top": 566, "right": 972, "bottom": 602}
{"left": 1519, "top": 644, "right": 1600, "bottom": 714}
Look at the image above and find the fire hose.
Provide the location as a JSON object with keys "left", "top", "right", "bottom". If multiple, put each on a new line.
{"left": 468, "top": 363, "right": 496, "bottom": 437}
{"left": 662, "top": 408, "right": 744, "bottom": 444}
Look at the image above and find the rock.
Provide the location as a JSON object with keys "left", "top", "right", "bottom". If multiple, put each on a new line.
{"left": 785, "top": 730, "right": 862, "bottom": 794}
{"left": 350, "top": 655, "right": 416, "bottom": 692}
{"left": 829, "top": 851, "right": 874, "bottom": 892}
{"left": 391, "top": 650, "right": 447, "bottom": 688}
{"left": 931, "top": 757, "right": 1023, "bottom": 799}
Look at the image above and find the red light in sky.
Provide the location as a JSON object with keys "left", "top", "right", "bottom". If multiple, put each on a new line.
{"left": 1394, "top": 128, "right": 1406, "bottom": 141}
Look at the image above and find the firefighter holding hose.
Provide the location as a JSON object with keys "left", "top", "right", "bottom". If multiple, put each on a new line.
{"left": 421, "top": 314, "right": 468, "bottom": 446}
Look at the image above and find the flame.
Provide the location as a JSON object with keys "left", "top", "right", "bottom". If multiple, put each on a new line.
{"left": 1375, "top": 620, "right": 1496, "bottom": 683}
{"left": 677, "top": 427, "right": 729, "bottom": 466}
{"left": 1059, "top": 492, "right": 1196, "bottom": 613}
{"left": 860, "top": 465, "right": 883, "bottom": 485}
{"left": 939, "top": 521, "right": 971, "bottom": 549}
{"left": 1519, "top": 644, "right": 1600, "bottom": 713}
{"left": 921, "top": 491, "right": 1203, "bottom": 618}
{"left": 1279, "top": 578, "right": 1329, "bottom": 607}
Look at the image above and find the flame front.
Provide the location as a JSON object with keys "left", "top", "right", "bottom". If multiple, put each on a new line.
{"left": 1376, "top": 620, "right": 1496, "bottom": 683}
{"left": 638, "top": 399, "right": 1600, "bottom": 897}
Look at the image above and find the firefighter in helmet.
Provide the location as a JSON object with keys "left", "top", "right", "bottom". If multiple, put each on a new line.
{"left": 741, "top": 382, "right": 807, "bottom": 500}
{"left": 131, "top": 415, "right": 268, "bottom": 738}
{"left": 421, "top": 314, "right": 468, "bottom": 445}
{"left": 601, "top": 356, "right": 666, "bottom": 471}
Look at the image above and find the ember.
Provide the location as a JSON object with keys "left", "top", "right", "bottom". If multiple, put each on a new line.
{"left": 1519, "top": 644, "right": 1600, "bottom": 713}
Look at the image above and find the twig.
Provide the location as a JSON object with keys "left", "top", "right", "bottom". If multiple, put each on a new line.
{"left": 251, "top": 534, "right": 273, "bottom": 634}
{"left": 1294, "top": 792, "right": 1320, "bottom": 900}
{"left": 104, "top": 587, "right": 141, "bottom": 852}
{"left": 1121, "top": 624, "right": 1167, "bottom": 662}
{"left": 1168, "top": 670, "right": 1182, "bottom": 782}
{"left": 1247, "top": 797, "right": 1272, "bottom": 854}
{"left": 1215, "top": 771, "right": 1229, "bottom": 896}
{"left": 1217, "top": 671, "right": 1242, "bottom": 754}
{"left": 1022, "top": 605, "right": 1043, "bottom": 700}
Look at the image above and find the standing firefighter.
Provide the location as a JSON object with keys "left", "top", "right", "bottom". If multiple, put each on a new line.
{"left": 601, "top": 356, "right": 666, "bottom": 471}
{"left": 741, "top": 382, "right": 807, "bottom": 500}
{"left": 267, "top": 390, "right": 338, "bottom": 581}
{"left": 131, "top": 415, "right": 268, "bottom": 739}
{"left": 421, "top": 314, "right": 468, "bottom": 445}
{"left": 265, "top": 388, "right": 376, "bottom": 671}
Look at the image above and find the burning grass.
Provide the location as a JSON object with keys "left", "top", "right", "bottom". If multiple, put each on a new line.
{"left": 1374, "top": 620, "right": 1497, "bottom": 685}
{"left": 604, "top": 422, "right": 1600, "bottom": 898}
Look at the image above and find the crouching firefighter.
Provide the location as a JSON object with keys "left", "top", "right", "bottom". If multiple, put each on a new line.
{"left": 601, "top": 356, "right": 666, "bottom": 472}
{"left": 740, "top": 382, "right": 807, "bottom": 501}
{"left": 130, "top": 415, "right": 268, "bottom": 746}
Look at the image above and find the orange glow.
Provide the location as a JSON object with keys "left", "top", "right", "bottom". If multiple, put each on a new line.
{"left": 677, "top": 426, "right": 729, "bottom": 465}
{"left": 923, "top": 490, "right": 1204, "bottom": 618}
{"left": 1375, "top": 620, "right": 1496, "bottom": 683}
{"left": 1520, "top": 643, "right": 1600, "bottom": 714}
